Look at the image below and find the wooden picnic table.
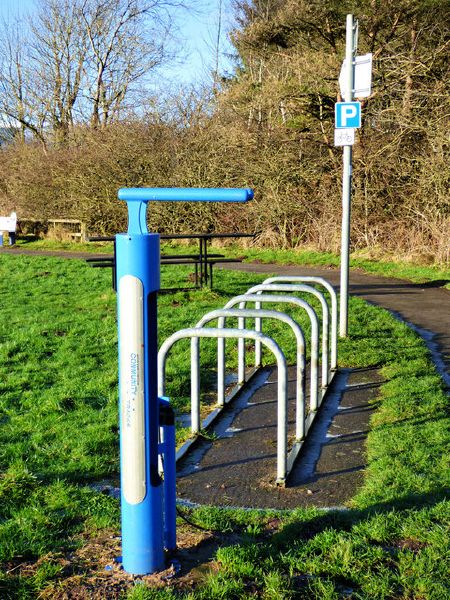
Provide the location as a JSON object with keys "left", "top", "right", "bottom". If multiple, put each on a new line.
{"left": 160, "top": 233, "right": 254, "bottom": 288}
{"left": 87, "top": 232, "right": 254, "bottom": 290}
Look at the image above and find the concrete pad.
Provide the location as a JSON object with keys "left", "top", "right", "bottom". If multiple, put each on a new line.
{"left": 176, "top": 366, "right": 383, "bottom": 509}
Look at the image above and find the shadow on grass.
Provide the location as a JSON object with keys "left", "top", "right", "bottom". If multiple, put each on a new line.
{"left": 152, "top": 489, "right": 450, "bottom": 597}
{"left": 268, "top": 488, "right": 449, "bottom": 547}
{"left": 1, "top": 488, "right": 448, "bottom": 600}
{"left": 16, "top": 235, "right": 42, "bottom": 244}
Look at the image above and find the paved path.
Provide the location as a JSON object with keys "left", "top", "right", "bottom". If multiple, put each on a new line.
{"left": 177, "top": 365, "right": 383, "bottom": 509}
{"left": 220, "top": 262, "right": 449, "bottom": 386}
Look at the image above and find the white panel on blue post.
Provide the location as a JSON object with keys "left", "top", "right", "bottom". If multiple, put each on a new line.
{"left": 118, "top": 275, "right": 146, "bottom": 505}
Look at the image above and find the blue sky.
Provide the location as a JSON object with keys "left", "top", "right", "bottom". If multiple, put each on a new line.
{"left": 0, "top": 0, "right": 32, "bottom": 18}
{"left": 0, "top": 0, "right": 236, "bottom": 86}
{"left": 171, "top": 0, "right": 236, "bottom": 84}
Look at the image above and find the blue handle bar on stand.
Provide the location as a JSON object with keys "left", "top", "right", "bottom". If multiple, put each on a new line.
{"left": 118, "top": 187, "right": 253, "bottom": 202}
{"left": 118, "top": 188, "right": 254, "bottom": 235}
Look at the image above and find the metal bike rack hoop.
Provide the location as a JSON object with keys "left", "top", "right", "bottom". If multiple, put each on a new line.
{"left": 158, "top": 326, "right": 289, "bottom": 484}
{"left": 222, "top": 294, "right": 320, "bottom": 412}
{"left": 246, "top": 283, "right": 330, "bottom": 389}
{"left": 263, "top": 276, "right": 338, "bottom": 371}
{"left": 195, "top": 308, "right": 307, "bottom": 441}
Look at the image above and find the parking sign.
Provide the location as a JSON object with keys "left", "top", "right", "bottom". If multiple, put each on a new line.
{"left": 335, "top": 102, "right": 361, "bottom": 128}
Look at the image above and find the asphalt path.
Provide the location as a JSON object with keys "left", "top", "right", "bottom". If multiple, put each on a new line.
{"left": 219, "top": 262, "right": 449, "bottom": 387}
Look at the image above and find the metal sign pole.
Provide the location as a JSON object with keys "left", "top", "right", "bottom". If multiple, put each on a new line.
{"left": 115, "top": 187, "right": 252, "bottom": 575}
{"left": 339, "top": 14, "right": 356, "bottom": 338}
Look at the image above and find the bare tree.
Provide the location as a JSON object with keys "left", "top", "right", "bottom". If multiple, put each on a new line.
{"left": 0, "top": 0, "right": 187, "bottom": 140}
{"left": 31, "top": 0, "right": 89, "bottom": 142}
{"left": 0, "top": 17, "right": 47, "bottom": 145}
{"left": 80, "top": 0, "right": 181, "bottom": 128}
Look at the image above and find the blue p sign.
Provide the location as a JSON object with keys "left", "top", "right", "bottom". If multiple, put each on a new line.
{"left": 335, "top": 102, "right": 361, "bottom": 128}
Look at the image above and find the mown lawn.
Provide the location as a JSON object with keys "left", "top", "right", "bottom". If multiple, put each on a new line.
{"left": 0, "top": 254, "right": 448, "bottom": 599}
{"left": 14, "top": 237, "right": 450, "bottom": 286}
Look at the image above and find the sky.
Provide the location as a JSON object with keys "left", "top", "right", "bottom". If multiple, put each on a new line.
{"left": 0, "top": 0, "right": 237, "bottom": 87}
{"left": 170, "top": 0, "right": 236, "bottom": 84}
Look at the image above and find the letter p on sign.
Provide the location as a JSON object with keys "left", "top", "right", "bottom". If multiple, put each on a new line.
{"left": 335, "top": 102, "right": 361, "bottom": 128}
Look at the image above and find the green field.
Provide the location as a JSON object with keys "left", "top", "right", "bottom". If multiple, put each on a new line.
{"left": 0, "top": 254, "right": 448, "bottom": 599}
{"left": 13, "top": 237, "right": 450, "bottom": 286}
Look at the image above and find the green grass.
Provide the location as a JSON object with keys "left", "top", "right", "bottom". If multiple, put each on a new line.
{"left": 11, "top": 236, "right": 450, "bottom": 285}
{"left": 0, "top": 254, "right": 448, "bottom": 599}
{"left": 14, "top": 236, "right": 114, "bottom": 253}
{"left": 225, "top": 245, "right": 449, "bottom": 287}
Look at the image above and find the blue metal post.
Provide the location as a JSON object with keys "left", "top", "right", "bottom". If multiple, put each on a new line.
{"left": 159, "top": 396, "right": 176, "bottom": 552}
{"left": 115, "top": 187, "right": 253, "bottom": 575}
{"left": 116, "top": 200, "right": 162, "bottom": 575}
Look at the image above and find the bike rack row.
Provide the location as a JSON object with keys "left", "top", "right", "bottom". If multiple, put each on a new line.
{"left": 158, "top": 276, "right": 338, "bottom": 485}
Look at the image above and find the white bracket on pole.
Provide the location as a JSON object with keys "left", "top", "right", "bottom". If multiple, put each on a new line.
{"left": 339, "top": 53, "right": 372, "bottom": 99}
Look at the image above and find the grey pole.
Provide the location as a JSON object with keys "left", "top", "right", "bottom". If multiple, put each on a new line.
{"left": 339, "top": 13, "right": 356, "bottom": 338}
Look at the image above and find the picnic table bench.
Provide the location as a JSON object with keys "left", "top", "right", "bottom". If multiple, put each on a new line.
{"left": 87, "top": 232, "right": 254, "bottom": 291}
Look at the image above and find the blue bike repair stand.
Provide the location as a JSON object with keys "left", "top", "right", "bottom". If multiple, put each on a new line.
{"left": 115, "top": 187, "right": 253, "bottom": 575}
